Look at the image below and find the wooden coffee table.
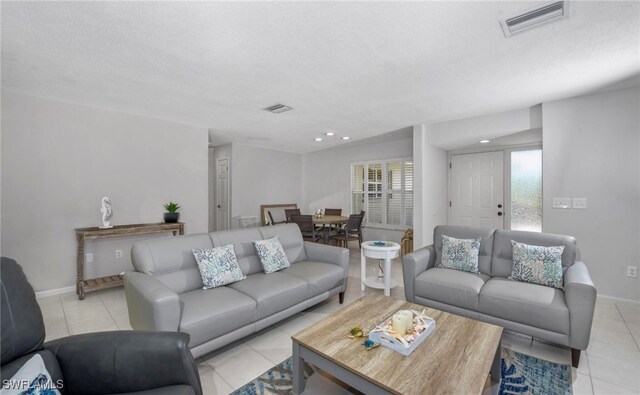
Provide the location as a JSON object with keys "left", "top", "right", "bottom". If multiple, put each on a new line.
{"left": 292, "top": 294, "right": 503, "bottom": 395}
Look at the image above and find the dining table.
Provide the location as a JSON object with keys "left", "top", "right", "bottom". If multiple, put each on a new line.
{"left": 311, "top": 215, "right": 348, "bottom": 244}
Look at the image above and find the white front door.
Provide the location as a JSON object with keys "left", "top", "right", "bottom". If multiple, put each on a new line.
{"left": 216, "top": 158, "right": 230, "bottom": 231}
{"left": 450, "top": 151, "right": 504, "bottom": 229}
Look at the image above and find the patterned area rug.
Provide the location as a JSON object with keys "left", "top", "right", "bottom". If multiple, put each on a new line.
{"left": 231, "top": 348, "right": 571, "bottom": 395}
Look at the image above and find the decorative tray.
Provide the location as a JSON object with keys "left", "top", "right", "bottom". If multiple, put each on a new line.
{"left": 368, "top": 309, "right": 436, "bottom": 356}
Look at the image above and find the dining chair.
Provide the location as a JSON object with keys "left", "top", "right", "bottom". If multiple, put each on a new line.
{"left": 324, "top": 208, "right": 342, "bottom": 216}
{"left": 284, "top": 208, "right": 301, "bottom": 223}
{"left": 329, "top": 213, "right": 364, "bottom": 248}
{"left": 290, "top": 215, "right": 322, "bottom": 243}
{"left": 268, "top": 211, "right": 286, "bottom": 225}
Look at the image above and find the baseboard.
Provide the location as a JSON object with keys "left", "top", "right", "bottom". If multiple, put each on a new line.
{"left": 35, "top": 285, "right": 76, "bottom": 299}
{"left": 597, "top": 294, "right": 640, "bottom": 305}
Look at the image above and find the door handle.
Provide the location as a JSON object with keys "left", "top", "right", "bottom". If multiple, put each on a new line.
{"left": 497, "top": 212, "right": 503, "bottom": 216}
{"left": 497, "top": 204, "right": 503, "bottom": 208}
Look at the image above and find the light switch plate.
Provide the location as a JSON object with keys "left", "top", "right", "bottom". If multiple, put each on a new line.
{"left": 552, "top": 198, "right": 571, "bottom": 209}
{"left": 573, "top": 198, "right": 587, "bottom": 209}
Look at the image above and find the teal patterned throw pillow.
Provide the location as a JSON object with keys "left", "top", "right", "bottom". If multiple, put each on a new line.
{"left": 510, "top": 241, "right": 565, "bottom": 289}
{"left": 438, "top": 235, "right": 481, "bottom": 273}
{"left": 253, "top": 236, "right": 290, "bottom": 274}
{"left": 193, "top": 244, "right": 246, "bottom": 289}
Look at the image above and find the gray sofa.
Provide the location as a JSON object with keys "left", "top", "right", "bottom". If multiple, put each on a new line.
{"left": 403, "top": 225, "right": 596, "bottom": 367}
{"left": 124, "top": 224, "right": 349, "bottom": 358}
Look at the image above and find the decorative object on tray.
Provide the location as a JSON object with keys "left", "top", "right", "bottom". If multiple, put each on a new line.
{"left": 363, "top": 339, "right": 380, "bottom": 350}
{"left": 369, "top": 309, "right": 436, "bottom": 356}
{"left": 315, "top": 208, "right": 323, "bottom": 218}
{"left": 163, "top": 201, "right": 181, "bottom": 223}
{"left": 347, "top": 326, "right": 366, "bottom": 338}
{"left": 99, "top": 196, "right": 113, "bottom": 229}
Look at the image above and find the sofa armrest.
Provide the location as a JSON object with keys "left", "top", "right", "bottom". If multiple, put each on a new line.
{"left": 124, "top": 271, "right": 181, "bottom": 332}
{"left": 564, "top": 261, "right": 597, "bottom": 350}
{"left": 303, "top": 241, "right": 350, "bottom": 292}
{"left": 45, "top": 331, "right": 201, "bottom": 395}
{"left": 402, "top": 245, "right": 436, "bottom": 303}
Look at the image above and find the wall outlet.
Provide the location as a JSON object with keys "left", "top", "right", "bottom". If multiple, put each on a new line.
{"left": 85, "top": 253, "right": 94, "bottom": 263}
{"left": 115, "top": 249, "right": 123, "bottom": 259}
{"left": 552, "top": 198, "right": 571, "bottom": 209}
{"left": 573, "top": 198, "right": 587, "bottom": 209}
{"left": 627, "top": 266, "right": 637, "bottom": 278}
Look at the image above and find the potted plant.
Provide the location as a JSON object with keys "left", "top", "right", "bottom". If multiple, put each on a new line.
{"left": 163, "top": 202, "right": 181, "bottom": 223}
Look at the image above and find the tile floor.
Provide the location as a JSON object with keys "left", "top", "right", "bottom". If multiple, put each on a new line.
{"left": 38, "top": 246, "right": 640, "bottom": 395}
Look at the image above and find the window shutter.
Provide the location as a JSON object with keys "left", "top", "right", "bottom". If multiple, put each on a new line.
{"left": 404, "top": 161, "right": 413, "bottom": 227}
{"left": 351, "top": 159, "right": 413, "bottom": 229}
{"left": 351, "top": 164, "right": 365, "bottom": 217}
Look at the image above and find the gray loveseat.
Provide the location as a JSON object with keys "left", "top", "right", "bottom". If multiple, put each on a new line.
{"left": 403, "top": 225, "right": 596, "bottom": 367}
{"left": 124, "top": 224, "right": 349, "bottom": 358}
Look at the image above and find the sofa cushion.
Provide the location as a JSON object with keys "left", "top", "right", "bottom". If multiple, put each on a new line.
{"left": 510, "top": 241, "right": 564, "bottom": 289}
{"left": 491, "top": 229, "right": 576, "bottom": 278}
{"left": 414, "top": 268, "right": 490, "bottom": 311}
{"left": 479, "top": 277, "right": 569, "bottom": 334}
{"left": 259, "top": 224, "right": 307, "bottom": 264}
{"left": 281, "top": 261, "right": 344, "bottom": 297}
{"left": 229, "top": 272, "right": 308, "bottom": 319}
{"left": 438, "top": 235, "right": 481, "bottom": 273}
{"left": 434, "top": 226, "right": 495, "bottom": 275}
{"left": 178, "top": 287, "right": 257, "bottom": 347}
{"left": 3, "top": 353, "right": 61, "bottom": 395}
{"left": 210, "top": 228, "right": 264, "bottom": 276}
{"left": 131, "top": 234, "right": 212, "bottom": 293}
{"left": 253, "top": 236, "right": 291, "bottom": 274}
{"left": 192, "top": 245, "right": 246, "bottom": 289}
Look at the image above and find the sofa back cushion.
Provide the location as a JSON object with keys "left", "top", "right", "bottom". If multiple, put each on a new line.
{"left": 259, "top": 224, "right": 307, "bottom": 264}
{"left": 131, "top": 234, "right": 213, "bottom": 293}
{"left": 210, "top": 228, "right": 264, "bottom": 276}
{"left": 434, "top": 225, "right": 495, "bottom": 275}
{"left": 491, "top": 230, "right": 576, "bottom": 278}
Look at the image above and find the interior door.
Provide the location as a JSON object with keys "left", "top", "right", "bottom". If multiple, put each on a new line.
{"left": 450, "top": 151, "right": 504, "bottom": 229}
{"left": 216, "top": 158, "right": 230, "bottom": 231}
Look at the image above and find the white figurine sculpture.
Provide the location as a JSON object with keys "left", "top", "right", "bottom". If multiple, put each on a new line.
{"left": 100, "top": 196, "right": 113, "bottom": 229}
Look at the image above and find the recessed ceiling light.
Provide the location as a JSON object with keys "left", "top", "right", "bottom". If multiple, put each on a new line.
{"left": 314, "top": 138, "right": 323, "bottom": 142}
{"left": 342, "top": 136, "right": 350, "bottom": 140}
{"left": 480, "top": 139, "right": 490, "bottom": 144}
{"left": 325, "top": 132, "right": 335, "bottom": 136}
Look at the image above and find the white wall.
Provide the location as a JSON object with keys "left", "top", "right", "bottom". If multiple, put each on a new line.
{"left": 542, "top": 86, "right": 640, "bottom": 301}
{"left": 230, "top": 144, "right": 302, "bottom": 228}
{"left": 1, "top": 91, "right": 209, "bottom": 292}
{"left": 426, "top": 107, "right": 537, "bottom": 150}
{"left": 302, "top": 130, "right": 413, "bottom": 243}
{"left": 412, "top": 124, "right": 449, "bottom": 248}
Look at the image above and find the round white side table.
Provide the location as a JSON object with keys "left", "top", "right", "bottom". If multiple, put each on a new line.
{"left": 360, "top": 241, "right": 401, "bottom": 297}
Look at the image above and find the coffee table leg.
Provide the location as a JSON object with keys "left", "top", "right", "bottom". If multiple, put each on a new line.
{"left": 491, "top": 339, "right": 502, "bottom": 382}
{"left": 293, "top": 341, "right": 306, "bottom": 394}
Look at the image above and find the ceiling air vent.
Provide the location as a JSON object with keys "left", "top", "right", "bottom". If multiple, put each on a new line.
{"left": 500, "top": 1, "right": 568, "bottom": 37}
{"left": 263, "top": 104, "right": 293, "bottom": 114}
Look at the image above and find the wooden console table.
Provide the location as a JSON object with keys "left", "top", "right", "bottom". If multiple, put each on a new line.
{"left": 75, "top": 222, "right": 184, "bottom": 300}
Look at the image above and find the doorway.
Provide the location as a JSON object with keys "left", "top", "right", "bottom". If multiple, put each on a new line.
{"left": 449, "top": 151, "right": 505, "bottom": 229}
{"left": 216, "top": 157, "right": 230, "bottom": 231}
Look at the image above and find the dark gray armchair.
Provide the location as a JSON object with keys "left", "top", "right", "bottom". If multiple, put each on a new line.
{"left": 0, "top": 257, "right": 202, "bottom": 395}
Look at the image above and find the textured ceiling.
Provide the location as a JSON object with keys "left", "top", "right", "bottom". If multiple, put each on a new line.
{"left": 2, "top": 1, "right": 639, "bottom": 153}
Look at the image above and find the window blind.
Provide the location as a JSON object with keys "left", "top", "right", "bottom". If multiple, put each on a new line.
{"left": 351, "top": 159, "right": 413, "bottom": 229}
